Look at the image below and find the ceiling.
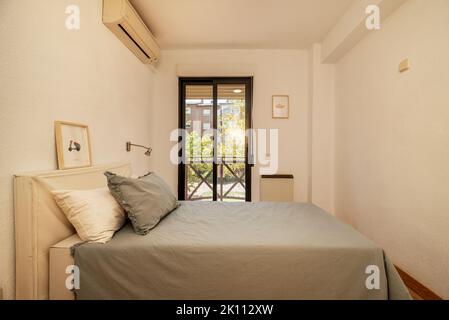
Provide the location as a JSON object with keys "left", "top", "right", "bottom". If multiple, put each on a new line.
{"left": 130, "top": 0, "right": 354, "bottom": 49}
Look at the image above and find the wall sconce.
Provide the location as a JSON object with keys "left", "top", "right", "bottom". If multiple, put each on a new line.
{"left": 126, "top": 141, "right": 152, "bottom": 156}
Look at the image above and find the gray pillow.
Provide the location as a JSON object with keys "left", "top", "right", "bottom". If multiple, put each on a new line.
{"left": 105, "top": 171, "right": 179, "bottom": 235}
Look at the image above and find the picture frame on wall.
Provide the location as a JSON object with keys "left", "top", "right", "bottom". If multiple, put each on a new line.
{"left": 54, "top": 121, "right": 92, "bottom": 169}
{"left": 272, "top": 95, "right": 289, "bottom": 119}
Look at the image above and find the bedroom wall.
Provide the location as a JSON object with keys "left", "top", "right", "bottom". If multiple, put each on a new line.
{"left": 0, "top": 0, "right": 155, "bottom": 299}
{"left": 308, "top": 44, "right": 335, "bottom": 214}
{"left": 150, "top": 49, "right": 310, "bottom": 202}
{"left": 334, "top": 0, "right": 449, "bottom": 298}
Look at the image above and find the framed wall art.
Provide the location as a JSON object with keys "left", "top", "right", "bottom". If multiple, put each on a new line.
{"left": 54, "top": 121, "right": 92, "bottom": 169}
{"left": 272, "top": 95, "right": 289, "bottom": 119}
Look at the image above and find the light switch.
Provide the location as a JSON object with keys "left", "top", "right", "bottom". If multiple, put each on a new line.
{"left": 399, "top": 58, "right": 410, "bottom": 73}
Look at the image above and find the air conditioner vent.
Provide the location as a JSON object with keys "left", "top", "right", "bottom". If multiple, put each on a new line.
{"left": 103, "top": 0, "right": 160, "bottom": 64}
{"left": 118, "top": 24, "right": 151, "bottom": 60}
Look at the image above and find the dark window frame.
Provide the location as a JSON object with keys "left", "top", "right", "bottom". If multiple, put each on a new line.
{"left": 178, "top": 77, "right": 253, "bottom": 202}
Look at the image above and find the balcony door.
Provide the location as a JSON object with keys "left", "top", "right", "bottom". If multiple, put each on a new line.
{"left": 178, "top": 77, "right": 252, "bottom": 202}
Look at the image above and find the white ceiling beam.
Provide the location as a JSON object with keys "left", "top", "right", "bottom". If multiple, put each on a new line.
{"left": 321, "top": 0, "right": 407, "bottom": 63}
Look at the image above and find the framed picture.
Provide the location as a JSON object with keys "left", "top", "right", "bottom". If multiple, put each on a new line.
{"left": 272, "top": 95, "right": 289, "bottom": 119}
{"left": 55, "top": 121, "right": 92, "bottom": 169}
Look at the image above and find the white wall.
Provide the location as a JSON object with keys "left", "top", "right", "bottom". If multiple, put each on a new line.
{"left": 308, "top": 44, "right": 335, "bottom": 213}
{"left": 150, "top": 49, "right": 310, "bottom": 202}
{"left": 334, "top": 0, "right": 449, "bottom": 298}
{"left": 0, "top": 0, "right": 155, "bottom": 299}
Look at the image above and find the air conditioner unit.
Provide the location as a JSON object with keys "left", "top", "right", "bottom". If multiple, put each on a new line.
{"left": 103, "top": 0, "right": 160, "bottom": 64}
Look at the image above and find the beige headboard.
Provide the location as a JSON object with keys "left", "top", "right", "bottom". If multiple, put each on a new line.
{"left": 14, "top": 163, "right": 131, "bottom": 300}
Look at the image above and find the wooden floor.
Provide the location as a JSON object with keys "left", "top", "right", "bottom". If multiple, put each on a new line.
{"left": 408, "top": 287, "right": 424, "bottom": 300}
{"left": 396, "top": 266, "right": 441, "bottom": 300}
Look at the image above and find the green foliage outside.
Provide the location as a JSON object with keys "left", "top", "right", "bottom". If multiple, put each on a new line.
{"left": 186, "top": 100, "right": 246, "bottom": 189}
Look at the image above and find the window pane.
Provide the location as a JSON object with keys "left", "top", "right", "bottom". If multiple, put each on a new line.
{"left": 217, "top": 84, "right": 246, "bottom": 202}
{"left": 185, "top": 85, "right": 213, "bottom": 201}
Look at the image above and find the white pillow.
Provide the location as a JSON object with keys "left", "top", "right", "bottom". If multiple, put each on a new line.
{"left": 52, "top": 187, "right": 125, "bottom": 243}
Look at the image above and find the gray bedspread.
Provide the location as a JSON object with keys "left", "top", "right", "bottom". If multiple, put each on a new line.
{"left": 73, "top": 202, "right": 410, "bottom": 300}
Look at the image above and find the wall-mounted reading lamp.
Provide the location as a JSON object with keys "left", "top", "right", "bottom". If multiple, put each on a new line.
{"left": 126, "top": 141, "right": 152, "bottom": 156}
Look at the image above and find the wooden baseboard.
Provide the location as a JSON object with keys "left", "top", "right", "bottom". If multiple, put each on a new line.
{"left": 395, "top": 266, "right": 442, "bottom": 300}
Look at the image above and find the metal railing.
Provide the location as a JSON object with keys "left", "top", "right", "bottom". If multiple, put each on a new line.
{"left": 185, "top": 157, "right": 246, "bottom": 201}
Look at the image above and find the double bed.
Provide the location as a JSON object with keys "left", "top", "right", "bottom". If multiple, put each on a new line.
{"left": 14, "top": 163, "right": 410, "bottom": 300}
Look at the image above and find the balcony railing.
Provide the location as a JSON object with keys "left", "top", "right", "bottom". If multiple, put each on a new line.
{"left": 185, "top": 157, "right": 246, "bottom": 201}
